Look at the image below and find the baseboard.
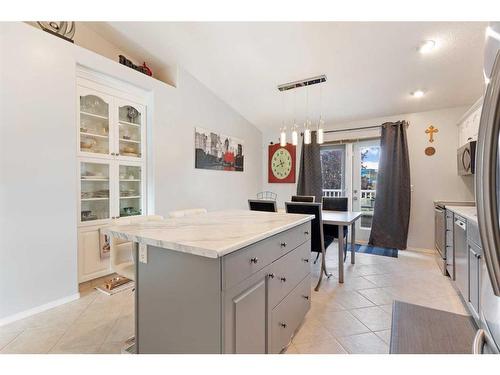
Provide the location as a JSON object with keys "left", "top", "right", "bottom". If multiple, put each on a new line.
{"left": 0, "top": 292, "right": 80, "bottom": 327}
{"left": 405, "top": 246, "right": 436, "bottom": 254}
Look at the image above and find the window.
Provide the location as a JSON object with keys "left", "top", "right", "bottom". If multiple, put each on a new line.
{"left": 320, "top": 145, "right": 346, "bottom": 197}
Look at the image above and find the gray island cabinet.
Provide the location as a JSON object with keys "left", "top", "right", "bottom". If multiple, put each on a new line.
{"left": 103, "top": 210, "right": 314, "bottom": 354}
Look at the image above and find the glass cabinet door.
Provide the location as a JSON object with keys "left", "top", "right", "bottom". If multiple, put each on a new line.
{"left": 79, "top": 91, "right": 111, "bottom": 156}
{"left": 119, "top": 164, "right": 143, "bottom": 217}
{"left": 117, "top": 103, "right": 143, "bottom": 159}
{"left": 80, "top": 161, "right": 111, "bottom": 222}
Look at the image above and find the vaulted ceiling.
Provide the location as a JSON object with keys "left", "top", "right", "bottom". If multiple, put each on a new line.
{"left": 87, "top": 22, "right": 487, "bottom": 130}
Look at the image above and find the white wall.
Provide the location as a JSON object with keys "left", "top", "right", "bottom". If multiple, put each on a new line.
{"left": 262, "top": 106, "right": 474, "bottom": 251}
{"left": 0, "top": 22, "right": 262, "bottom": 321}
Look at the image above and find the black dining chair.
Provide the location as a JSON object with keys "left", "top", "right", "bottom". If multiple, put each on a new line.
{"left": 285, "top": 201, "right": 333, "bottom": 291}
{"left": 322, "top": 197, "right": 349, "bottom": 262}
{"left": 291, "top": 195, "right": 315, "bottom": 203}
{"left": 248, "top": 199, "right": 277, "bottom": 213}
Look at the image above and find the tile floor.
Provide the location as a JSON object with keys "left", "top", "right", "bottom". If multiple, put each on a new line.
{"left": 0, "top": 245, "right": 469, "bottom": 354}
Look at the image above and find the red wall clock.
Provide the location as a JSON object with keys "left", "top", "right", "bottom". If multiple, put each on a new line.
{"left": 268, "top": 143, "right": 296, "bottom": 183}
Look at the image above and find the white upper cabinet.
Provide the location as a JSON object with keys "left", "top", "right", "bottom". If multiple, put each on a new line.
{"left": 457, "top": 98, "right": 483, "bottom": 147}
{"left": 79, "top": 88, "right": 113, "bottom": 157}
{"left": 78, "top": 87, "right": 146, "bottom": 161}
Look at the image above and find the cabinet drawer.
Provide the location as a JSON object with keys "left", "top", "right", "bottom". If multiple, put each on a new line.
{"left": 268, "top": 240, "right": 311, "bottom": 308}
{"left": 270, "top": 275, "right": 311, "bottom": 354}
{"left": 222, "top": 222, "right": 311, "bottom": 290}
{"left": 467, "top": 220, "right": 481, "bottom": 246}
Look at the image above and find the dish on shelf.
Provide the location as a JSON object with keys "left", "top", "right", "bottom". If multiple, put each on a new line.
{"left": 122, "top": 152, "right": 139, "bottom": 157}
{"left": 81, "top": 139, "right": 96, "bottom": 149}
{"left": 122, "top": 207, "right": 141, "bottom": 216}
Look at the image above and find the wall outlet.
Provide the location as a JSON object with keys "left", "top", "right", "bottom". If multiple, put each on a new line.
{"left": 139, "top": 244, "right": 148, "bottom": 264}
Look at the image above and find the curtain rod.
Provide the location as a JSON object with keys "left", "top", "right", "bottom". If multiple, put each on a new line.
{"left": 324, "top": 121, "right": 409, "bottom": 134}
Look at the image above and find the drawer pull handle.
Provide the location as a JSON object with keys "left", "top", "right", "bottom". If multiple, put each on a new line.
{"left": 304, "top": 231, "right": 309, "bottom": 235}
{"left": 267, "top": 273, "right": 275, "bottom": 279}
{"left": 280, "top": 242, "right": 287, "bottom": 248}
{"left": 280, "top": 277, "right": 287, "bottom": 282}
{"left": 302, "top": 258, "right": 309, "bottom": 263}
{"left": 250, "top": 257, "right": 259, "bottom": 264}
{"left": 302, "top": 295, "right": 310, "bottom": 300}
{"left": 279, "top": 322, "right": 287, "bottom": 328}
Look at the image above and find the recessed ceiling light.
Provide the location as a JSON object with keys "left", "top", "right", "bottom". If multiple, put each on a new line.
{"left": 418, "top": 40, "right": 436, "bottom": 54}
{"left": 411, "top": 90, "right": 425, "bottom": 98}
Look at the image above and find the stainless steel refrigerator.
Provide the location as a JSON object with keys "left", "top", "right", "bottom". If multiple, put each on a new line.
{"left": 475, "top": 21, "right": 500, "bottom": 354}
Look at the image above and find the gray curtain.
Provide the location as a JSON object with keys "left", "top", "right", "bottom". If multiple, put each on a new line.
{"left": 368, "top": 121, "right": 411, "bottom": 249}
{"left": 297, "top": 131, "right": 323, "bottom": 202}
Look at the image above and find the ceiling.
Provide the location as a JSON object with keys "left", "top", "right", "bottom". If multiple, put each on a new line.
{"left": 87, "top": 22, "right": 487, "bottom": 131}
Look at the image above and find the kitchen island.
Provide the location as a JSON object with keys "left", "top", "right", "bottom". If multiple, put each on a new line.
{"left": 103, "top": 210, "right": 314, "bottom": 354}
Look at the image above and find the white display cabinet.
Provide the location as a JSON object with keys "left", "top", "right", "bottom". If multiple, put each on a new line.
{"left": 76, "top": 74, "right": 148, "bottom": 282}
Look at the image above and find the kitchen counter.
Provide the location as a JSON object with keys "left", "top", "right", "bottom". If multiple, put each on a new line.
{"left": 445, "top": 205, "right": 478, "bottom": 224}
{"left": 103, "top": 209, "right": 314, "bottom": 353}
{"left": 103, "top": 209, "right": 314, "bottom": 258}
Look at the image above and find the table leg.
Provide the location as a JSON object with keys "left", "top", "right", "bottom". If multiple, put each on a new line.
{"left": 314, "top": 248, "right": 325, "bottom": 291}
{"left": 351, "top": 223, "right": 356, "bottom": 265}
{"left": 338, "top": 224, "right": 344, "bottom": 283}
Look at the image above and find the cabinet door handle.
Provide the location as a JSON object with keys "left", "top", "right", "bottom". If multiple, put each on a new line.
{"left": 279, "top": 277, "right": 287, "bottom": 282}
{"left": 302, "top": 258, "right": 309, "bottom": 263}
{"left": 304, "top": 231, "right": 309, "bottom": 235}
{"left": 280, "top": 242, "right": 287, "bottom": 248}
{"left": 250, "top": 257, "right": 259, "bottom": 264}
{"left": 302, "top": 295, "right": 310, "bottom": 300}
{"left": 267, "top": 273, "right": 275, "bottom": 279}
{"left": 279, "top": 322, "right": 287, "bottom": 328}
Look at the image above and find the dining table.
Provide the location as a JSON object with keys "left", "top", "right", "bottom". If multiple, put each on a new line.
{"left": 317, "top": 210, "right": 362, "bottom": 289}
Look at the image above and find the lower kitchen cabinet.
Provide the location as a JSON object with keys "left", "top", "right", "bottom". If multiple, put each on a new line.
{"left": 136, "top": 222, "right": 312, "bottom": 353}
{"left": 77, "top": 224, "right": 111, "bottom": 282}
{"left": 223, "top": 270, "right": 268, "bottom": 354}
{"left": 467, "top": 225, "right": 482, "bottom": 319}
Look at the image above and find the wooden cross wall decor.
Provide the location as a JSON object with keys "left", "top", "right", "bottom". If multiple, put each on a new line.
{"left": 425, "top": 125, "right": 439, "bottom": 143}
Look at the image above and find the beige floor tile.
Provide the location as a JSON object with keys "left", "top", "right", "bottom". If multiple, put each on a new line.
{"left": 357, "top": 287, "right": 395, "bottom": 305}
{"left": 1, "top": 326, "right": 66, "bottom": 354}
{"left": 350, "top": 306, "right": 392, "bottom": 331}
{"left": 374, "top": 330, "right": 392, "bottom": 345}
{"left": 379, "top": 304, "right": 394, "bottom": 314}
{"left": 322, "top": 310, "right": 371, "bottom": 338}
{"left": 284, "top": 343, "right": 299, "bottom": 354}
{"left": 331, "top": 290, "right": 375, "bottom": 309}
{"left": 337, "top": 332, "right": 389, "bottom": 354}
{"left": 295, "top": 338, "right": 347, "bottom": 354}
{"left": 0, "top": 330, "right": 23, "bottom": 351}
{"left": 103, "top": 313, "right": 134, "bottom": 344}
{"left": 291, "top": 317, "right": 334, "bottom": 345}
{"left": 98, "top": 341, "right": 125, "bottom": 354}
{"left": 50, "top": 320, "right": 115, "bottom": 354}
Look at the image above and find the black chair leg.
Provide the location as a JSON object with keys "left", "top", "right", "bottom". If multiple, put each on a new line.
{"left": 313, "top": 252, "right": 321, "bottom": 264}
{"left": 343, "top": 236, "right": 348, "bottom": 263}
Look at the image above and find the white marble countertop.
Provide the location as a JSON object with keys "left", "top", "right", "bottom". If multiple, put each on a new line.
{"left": 102, "top": 209, "right": 314, "bottom": 258}
{"left": 446, "top": 205, "right": 478, "bottom": 223}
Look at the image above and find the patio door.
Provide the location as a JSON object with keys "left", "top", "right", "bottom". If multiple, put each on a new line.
{"left": 352, "top": 139, "right": 381, "bottom": 242}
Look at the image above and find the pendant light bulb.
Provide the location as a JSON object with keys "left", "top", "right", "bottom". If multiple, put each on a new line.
{"left": 304, "top": 128, "right": 311, "bottom": 145}
{"left": 291, "top": 127, "right": 298, "bottom": 146}
{"left": 280, "top": 127, "right": 287, "bottom": 147}
{"left": 317, "top": 118, "right": 324, "bottom": 144}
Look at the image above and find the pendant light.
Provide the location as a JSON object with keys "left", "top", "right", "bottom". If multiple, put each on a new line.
{"left": 276, "top": 75, "right": 327, "bottom": 146}
{"left": 291, "top": 90, "right": 298, "bottom": 146}
{"left": 304, "top": 86, "right": 311, "bottom": 144}
{"left": 279, "top": 91, "right": 287, "bottom": 147}
{"left": 317, "top": 84, "right": 325, "bottom": 144}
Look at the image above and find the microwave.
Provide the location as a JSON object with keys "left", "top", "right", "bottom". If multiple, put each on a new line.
{"left": 457, "top": 141, "right": 476, "bottom": 176}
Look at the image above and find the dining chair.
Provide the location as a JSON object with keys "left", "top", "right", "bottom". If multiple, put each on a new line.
{"left": 168, "top": 208, "right": 208, "bottom": 218}
{"left": 322, "top": 197, "right": 349, "bottom": 263}
{"left": 285, "top": 201, "right": 333, "bottom": 291}
{"left": 248, "top": 199, "right": 277, "bottom": 212}
{"left": 291, "top": 195, "right": 315, "bottom": 203}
